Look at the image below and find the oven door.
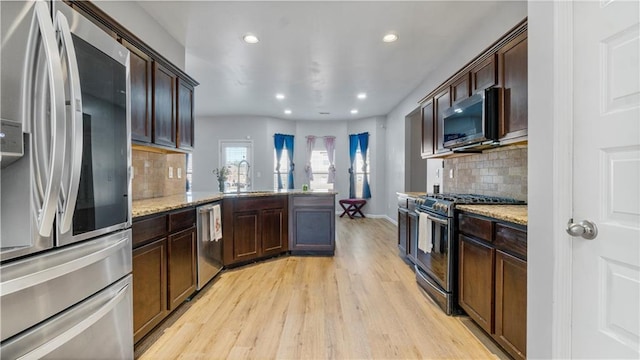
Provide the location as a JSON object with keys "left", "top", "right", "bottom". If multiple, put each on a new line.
{"left": 415, "top": 210, "right": 451, "bottom": 292}
{"left": 55, "top": 3, "right": 131, "bottom": 246}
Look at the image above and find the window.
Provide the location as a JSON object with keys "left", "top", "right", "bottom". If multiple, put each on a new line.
{"left": 354, "top": 148, "right": 370, "bottom": 197}
{"left": 309, "top": 149, "right": 333, "bottom": 191}
{"left": 220, "top": 140, "right": 252, "bottom": 192}
{"left": 273, "top": 148, "right": 290, "bottom": 190}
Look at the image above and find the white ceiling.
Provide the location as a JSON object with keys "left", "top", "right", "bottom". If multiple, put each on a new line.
{"left": 136, "top": 1, "right": 518, "bottom": 121}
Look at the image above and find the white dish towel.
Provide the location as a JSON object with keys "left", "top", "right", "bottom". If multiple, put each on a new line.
{"left": 418, "top": 212, "right": 433, "bottom": 253}
{"left": 212, "top": 204, "right": 222, "bottom": 241}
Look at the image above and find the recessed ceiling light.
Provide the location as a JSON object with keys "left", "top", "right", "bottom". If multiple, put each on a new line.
{"left": 357, "top": 93, "right": 367, "bottom": 99}
{"left": 276, "top": 93, "right": 285, "bottom": 100}
{"left": 243, "top": 34, "right": 259, "bottom": 44}
{"left": 284, "top": 109, "right": 292, "bottom": 115}
{"left": 382, "top": 33, "right": 398, "bottom": 43}
{"left": 350, "top": 109, "right": 359, "bottom": 114}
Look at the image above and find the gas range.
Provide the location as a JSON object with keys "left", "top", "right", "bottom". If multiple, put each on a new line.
{"left": 416, "top": 193, "right": 526, "bottom": 218}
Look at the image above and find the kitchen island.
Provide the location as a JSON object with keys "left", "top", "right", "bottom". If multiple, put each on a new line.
{"left": 131, "top": 189, "right": 336, "bottom": 343}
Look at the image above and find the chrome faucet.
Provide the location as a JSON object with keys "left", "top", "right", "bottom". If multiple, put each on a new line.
{"left": 236, "top": 159, "right": 250, "bottom": 193}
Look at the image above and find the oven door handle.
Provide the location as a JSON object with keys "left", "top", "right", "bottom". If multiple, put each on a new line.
{"left": 425, "top": 214, "right": 449, "bottom": 225}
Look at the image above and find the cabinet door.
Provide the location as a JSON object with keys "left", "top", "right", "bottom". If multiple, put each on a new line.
{"left": 153, "top": 62, "right": 176, "bottom": 147}
{"left": 498, "top": 32, "right": 528, "bottom": 140}
{"left": 167, "top": 227, "right": 196, "bottom": 310}
{"left": 261, "top": 207, "right": 287, "bottom": 256}
{"left": 177, "top": 79, "right": 194, "bottom": 150}
{"left": 459, "top": 235, "right": 494, "bottom": 333}
{"left": 397, "top": 208, "right": 408, "bottom": 255}
{"left": 434, "top": 87, "right": 451, "bottom": 154}
{"left": 471, "top": 54, "right": 498, "bottom": 94}
{"left": 421, "top": 100, "right": 435, "bottom": 158}
{"left": 291, "top": 208, "right": 334, "bottom": 253}
{"left": 125, "top": 42, "right": 152, "bottom": 143}
{"left": 451, "top": 73, "right": 471, "bottom": 104}
{"left": 232, "top": 211, "right": 260, "bottom": 262}
{"left": 495, "top": 250, "right": 527, "bottom": 360}
{"left": 132, "top": 238, "right": 167, "bottom": 343}
{"left": 407, "top": 210, "right": 418, "bottom": 263}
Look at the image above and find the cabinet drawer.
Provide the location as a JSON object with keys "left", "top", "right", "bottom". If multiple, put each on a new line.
{"left": 458, "top": 214, "right": 493, "bottom": 242}
{"left": 169, "top": 208, "right": 195, "bottom": 233}
{"left": 292, "top": 196, "right": 333, "bottom": 207}
{"left": 133, "top": 215, "right": 168, "bottom": 248}
{"left": 235, "top": 196, "right": 286, "bottom": 211}
{"left": 398, "top": 197, "right": 408, "bottom": 209}
{"left": 494, "top": 223, "right": 527, "bottom": 260}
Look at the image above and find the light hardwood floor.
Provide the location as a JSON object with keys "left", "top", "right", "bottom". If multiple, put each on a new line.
{"left": 136, "top": 217, "right": 504, "bottom": 359}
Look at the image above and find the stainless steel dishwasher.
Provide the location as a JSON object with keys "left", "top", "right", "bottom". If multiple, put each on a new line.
{"left": 196, "top": 202, "right": 223, "bottom": 290}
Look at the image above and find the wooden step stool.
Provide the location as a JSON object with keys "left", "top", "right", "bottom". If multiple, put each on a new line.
{"left": 339, "top": 199, "right": 367, "bottom": 219}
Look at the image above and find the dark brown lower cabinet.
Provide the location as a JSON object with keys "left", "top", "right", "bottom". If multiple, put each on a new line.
{"left": 262, "top": 208, "right": 287, "bottom": 256}
{"left": 232, "top": 211, "right": 260, "bottom": 262}
{"left": 495, "top": 250, "right": 527, "bottom": 360}
{"left": 458, "top": 235, "right": 495, "bottom": 333}
{"left": 407, "top": 204, "right": 418, "bottom": 263}
{"left": 223, "top": 196, "right": 288, "bottom": 266}
{"left": 132, "top": 238, "right": 167, "bottom": 344}
{"left": 458, "top": 211, "right": 527, "bottom": 360}
{"left": 132, "top": 207, "right": 197, "bottom": 344}
{"left": 397, "top": 208, "right": 409, "bottom": 255}
{"left": 168, "top": 226, "right": 197, "bottom": 311}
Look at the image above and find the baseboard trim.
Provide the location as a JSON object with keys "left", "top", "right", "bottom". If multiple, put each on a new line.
{"left": 334, "top": 212, "right": 396, "bottom": 225}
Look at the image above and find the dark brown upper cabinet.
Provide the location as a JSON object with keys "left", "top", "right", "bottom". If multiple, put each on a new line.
{"left": 451, "top": 73, "right": 471, "bottom": 104}
{"left": 434, "top": 87, "right": 451, "bottom": 154}
{"left": 471, "top": 54, "right": 498, "bottom": 94}
{"left": 177, "top": 79, "right": 194, "bottom": 151}
{"left": 124, "top": 41, "right": 153, "bottom": 143}
{"left": 417, "top": 19, "right": 527, "bottom": 159}
{"left": 498, "top": 31, "right": 528, "bottom": 141}
{"left": 421, "top": 100, "right": 435, "bottom": 158}
{"left": 153, "top": 62, "right": 177, "bottom": 148}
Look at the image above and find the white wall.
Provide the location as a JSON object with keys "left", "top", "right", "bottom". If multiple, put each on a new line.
{"left": 193, "top": 116, "right": 386, "bottom": 215}
{"left": 383, "top": 2, "right": 528, "bottom": 220}
{"left": 527, "top": 1, "right": 556, "bottom": 357}
{"left": 192, "top": 116, "right": 295, "bottom": 191}
{"left": 93, "top": 1, "right": 186, "bottom": 70}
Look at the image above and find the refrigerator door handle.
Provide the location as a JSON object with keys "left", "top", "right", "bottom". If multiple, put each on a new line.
{"left": 26, "top": 2, "right": 66, "bottom": 237}
{"left": 0, "top": 234, "right": 129, "bottom": 296}
{"left": 15, "top": 281, "right": 130, "bottom": 360}
{"left": 55, "top": 12, "right": 83, "bottom": 234}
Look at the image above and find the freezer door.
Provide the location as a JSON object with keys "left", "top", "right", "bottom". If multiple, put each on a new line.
{"left": 1, "top": 275, "right": 133, "bottom": 359}
{"left": 1, "top": 0, "right": 67, "bottom": 261}
{"left": 0, "top": 229, "right": 132, "bottom": 342}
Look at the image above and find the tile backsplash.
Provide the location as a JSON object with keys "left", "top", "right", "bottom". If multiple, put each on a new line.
{"left": 443, "top": 145, "right": 527, "bottom": 201}
{"left": 132, "top": 149, "right": 186, "bottom": 200}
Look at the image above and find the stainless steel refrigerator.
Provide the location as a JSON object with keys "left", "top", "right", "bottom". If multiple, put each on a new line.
{"left": 1, "top": 1, "right": 133, "bottom": 357}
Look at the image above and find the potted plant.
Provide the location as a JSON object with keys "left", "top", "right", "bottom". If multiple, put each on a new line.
{"left": 213, "top": 166, "right": 229, "bottom": 193}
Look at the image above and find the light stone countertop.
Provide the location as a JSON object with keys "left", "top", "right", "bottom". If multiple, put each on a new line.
{"left": 396, "top": 191, "right": 427, "bottom": 199}
{"left": 456, "top": 204, "right": 528, "bottom": 225}
{"left": 132, "top": 189, "right": 338, "bottom": 218}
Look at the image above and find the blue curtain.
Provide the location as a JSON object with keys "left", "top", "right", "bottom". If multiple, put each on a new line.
{"left": 358, "top": 132, "right": 371, "bottom": 199}
{"left": 283, "top": 135, "right": 295, "bottom": 189}
{"left": 274, "top": 134, "right": 285, "bottom": 190}
{"left": 348, "top": 134, "right": 358, "bottom": 198}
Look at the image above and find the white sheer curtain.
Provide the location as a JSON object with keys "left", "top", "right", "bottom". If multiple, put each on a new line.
{"left": 324, "top": 136, "right": 336, "bottom": 183}
{"left": 305, "top": 136, "right": 316, "bottom": 184}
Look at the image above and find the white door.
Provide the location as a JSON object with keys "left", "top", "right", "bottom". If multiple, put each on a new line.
{"left": 571, "top": 0, "right": 640, "bottom": 358}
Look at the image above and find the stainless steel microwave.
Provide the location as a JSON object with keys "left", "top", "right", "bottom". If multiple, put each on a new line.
{"left": 442, "top": 87, "right": 501, "bottom": 149}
